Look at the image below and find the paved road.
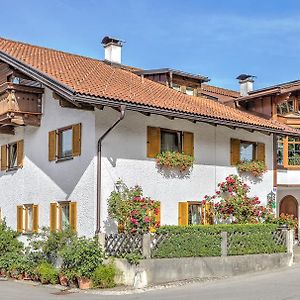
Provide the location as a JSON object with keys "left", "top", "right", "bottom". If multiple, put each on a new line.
{"left": 1, "top": 265, "right": 300, "bottom": 300}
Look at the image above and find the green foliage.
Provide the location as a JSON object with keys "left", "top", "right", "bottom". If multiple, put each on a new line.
{"left": 0, "top": 220, "right": 23, "bottom": 256}
{"left": 237, "top": 160, "right": 267, "bottom": 177}
{"left": 36, "top": 262, "right": 59, "bottom": 284}
{"left": 156, "top": 151, "right": 194, "bottom": 172}
{"left": 125, "top": 251, "right": 143, "bottom": 265}
{"left": 59, "top": 236, "right": 103, "bottom": 279}
{"left": 92, "top": 263, "right": 117, "bottom": 288}
{"left": 154, "top": 224, "right": 285, "bottom": 258}
{"left": 26, "top": 227, "right": 77, "bottom": 265}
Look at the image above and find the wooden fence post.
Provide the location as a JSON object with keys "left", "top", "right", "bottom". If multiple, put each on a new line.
{"left": 142, "top": 233, "right": 151, "bottom": 259}
{"left": 221, "top": 231, "right": 228, "bottom": 257}
{"left": 286, "top": 229, "right": 294, "bottom": 255}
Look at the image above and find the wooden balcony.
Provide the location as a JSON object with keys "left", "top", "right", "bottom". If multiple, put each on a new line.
{"left": 0, "top": 82, "right": 43, "bottom": 134}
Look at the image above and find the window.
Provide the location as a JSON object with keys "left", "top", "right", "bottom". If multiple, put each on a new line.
{"left": 1, "top": 140, "right": 24, "bottom": 171}
{"left": 147, "top": 127, "right": 194, "bottom": 158}
{"left": 16, "top": 204, "right": 38, "bottom": 233}
{"left": 277, "top": 136, "right": 284, "bottom": 166}
{"left": 185, "top": 87, "right": 194, "bottom": 96}
{"left": 58, "top": 127, "right": 73, "bottom": 159}
{"left": 277, "top": 136, "right": 300, "bottom": 167}
{"left": 8, "top": 142, "right": 18, "bottom": 169}
{"left": 50, "top": 202, "right": 77, "bottom": 232}
{"left": 277, "top": 100, "right": 294, "bottom": 115}
{"left": 230, "top": 138, "right": 265, "bottom": 165}
{"left": 161, "top": 129, "right": 182, "bottom": 152}
{"left": 172, "top": 83, "right": 181, "bottom": 92}
{"left": 178, "top": 202, "right": 214, "bottom": 225}
{"left": 240, "top": 141, "right": 256, "bottom": 162}
{"left": 48, "top": 124, "right": 81, "bottom": 162}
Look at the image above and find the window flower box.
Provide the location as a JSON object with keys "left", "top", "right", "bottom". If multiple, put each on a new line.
{"left": 156, "top": 151, "right": 194, "bottom": 172}
{"left": 237, "top": 160, "right": 267, "bottom": 177}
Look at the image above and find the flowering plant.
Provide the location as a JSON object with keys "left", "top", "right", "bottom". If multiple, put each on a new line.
{"left": 206, "top": 175, "right": 274, "bottom": 224}
{"left": 156, "top": 151, "right": 194, "bottom": 172}
{"left": 237, "top": 160, "right": 267, "bottom": 177}
{"left": 107, "top": 180, "right": 160, "bottom": 233}
{"left": 273, "top": 213, "right": 298, "bottom": 230}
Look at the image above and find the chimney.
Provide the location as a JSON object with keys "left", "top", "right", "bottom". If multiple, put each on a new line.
{"left": 236, "top": 74, "right": 256, "bottom": 96}
{"left": 101, "top": 36, "right": 124, "bottom": 64}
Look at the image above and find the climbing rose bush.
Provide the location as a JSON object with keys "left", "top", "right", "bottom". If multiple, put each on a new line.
{"left": 203, "top": 175, "right": 274, "bottom": 224}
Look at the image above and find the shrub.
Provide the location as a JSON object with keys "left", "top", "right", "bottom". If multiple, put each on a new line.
{"left": 156, "top": 151, "right": 194, "bottom": 172}
{"left": 92, "top": 263, "right": 117, "bottom": 288}
{"left": 154, "top": 224, "right": 285, "bottom": 258}
{"left": 237, "top": 160, "right": 267, "bottom": 177}
{"left": 36, "top": 262, "right": 59, "bottom": 284}
{"left": 0, "top": 220, "right": 23, "bottom": 256}
{"left": 59, "top": 236, "right": 103, "bottom": 279}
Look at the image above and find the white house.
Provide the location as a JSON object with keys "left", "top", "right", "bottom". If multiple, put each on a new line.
{"left": 0, "top": 37, "right": 298, "bottom": 237}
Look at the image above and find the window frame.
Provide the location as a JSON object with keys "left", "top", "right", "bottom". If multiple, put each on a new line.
{"left": 24, "top": 204, "right": 34, "bottom": 233}
{"left": 160, "top": 128, "right": 183, "bottom": 153}
{"left": 57, "top": 125, "right": 73, "bottom": 160}
{"left": 239, "top": 140, "right": 257, "bottom": 162}
{"left": 7, "top": 142, "right": 18, "bottom": 170}
{"left": 279, "top": 136, "right": 300, "bottom": 168}
{"left": 276, "top": 95, "right": 298, "bottom": 115}
{"left": 58, "top": 201, "right": 71, "bottom": 231}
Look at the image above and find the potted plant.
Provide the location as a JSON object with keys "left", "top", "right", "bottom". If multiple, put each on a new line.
{"left": 59, "top": 236, "right": 103, "bottom": 290}
{"left": 237, "top": 160, "right": 267, "bottom": 177}
{"left": 156, "top": 151, "right": 194, "bottom": 172}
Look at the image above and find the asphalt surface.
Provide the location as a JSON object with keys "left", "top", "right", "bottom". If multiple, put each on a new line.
{"left": 1, "top": 265, "right": 300, "bottom": 299}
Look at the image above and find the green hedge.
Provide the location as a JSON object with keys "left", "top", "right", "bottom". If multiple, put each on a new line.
{"left": 153, "top": 224, "right": 286, "bottom": 258}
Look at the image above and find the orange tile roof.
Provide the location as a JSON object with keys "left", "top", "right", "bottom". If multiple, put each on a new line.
{"left": 0, "top": 37, "right": 298, "bottom": 135}
{"left": 201, "top": 84, "right": 240, "bottom": 98}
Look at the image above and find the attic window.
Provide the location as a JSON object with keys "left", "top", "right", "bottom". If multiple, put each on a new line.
{"left": 186, "top": 87, "right": 194, "bottom": 96}
{"left": 277, "top": 99, "right": 294, "bottom": 115}
{"left": 172, "top": 84, "right": 181, "bottom": 92}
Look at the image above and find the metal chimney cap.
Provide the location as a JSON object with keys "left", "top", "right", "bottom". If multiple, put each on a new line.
{"left": 101, "top": 36, "right": 125, "bottom": 46}
{"left": 236, "top": 74, "right": 256, "bottom": 81}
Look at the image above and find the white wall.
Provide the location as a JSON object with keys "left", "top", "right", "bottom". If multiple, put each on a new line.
{"left": 277, "top": 169, "right": 300, "bottom": 185}
{"left": 0, "top": 88, "right": 96, "bottom": 236}
{"left": 97, "top": 109, "right": 274, "bottom": 231}
{"left": 0, "top": 90, "right": 275, "bottom": 235}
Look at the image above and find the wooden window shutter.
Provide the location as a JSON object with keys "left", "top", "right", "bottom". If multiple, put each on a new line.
{"left": 69, "top": 202, "right": 77, "bottom": 232}
{"left": 178, "top": 202, "right": 189, "bottom": 225}
{"left": 147, "top": 127, "right": 161, "bottom": 158}
{"left": 72, "top": 124, "right": 81, "bottom": 157}
{"left": 48, "top": 130, "right": 57, "bottom": 161}
{"left": 17, "top": 205, "right": 24, "bottom": 233}
{"left": 183, "top": 132, "right": 194, "bottom": 156}
{"left": 32, "top": 205, "right": 39, "bottom": 233}
{"left": 257, "top": 143, "right": 265, "bottom": 162}
{"left": 1, "top": 145, "right": 7, "bottom": 171}
{"left": 230, "top": 138, "right": 240, "bottom": 165}
{"left": 50, "top": 203, "right": 58, "bottom": 232}
{"left": 154, "top": 201, "right": 161, "bottom": 224}
{"left": 17, "top": 140, "right": 24, "bottom": 168}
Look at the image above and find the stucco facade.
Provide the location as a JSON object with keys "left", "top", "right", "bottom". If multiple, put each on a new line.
{"left": 0, "top": 87, "right": 277, "bottom": 236}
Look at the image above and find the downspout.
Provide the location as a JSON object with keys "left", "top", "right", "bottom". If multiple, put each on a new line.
{"left": 95, "top": 105, "right": 126, "bottom": 234}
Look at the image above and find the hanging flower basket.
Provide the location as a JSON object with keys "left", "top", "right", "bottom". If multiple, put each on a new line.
{"left": 237, "top": 160, "right": 267, "bottom": 177}
{"left": 156, "top": 151, "right": 194, "bottom": 172}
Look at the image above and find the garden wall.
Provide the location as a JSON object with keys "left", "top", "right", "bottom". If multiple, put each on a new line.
{"left": 115, "top": 252, "right": 293, "bottom": 288}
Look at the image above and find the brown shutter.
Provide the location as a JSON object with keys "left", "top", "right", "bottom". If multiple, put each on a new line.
{"left": 50, "top": 203, "right": 57, "bottom": 232}
{"left": 257, "top": 143, "right": 265, "bottom": 162}
{"left": 72, "top": 124, "right": 81, "bottom": 157}
{"left": 154, "top": 201, "right": 161, "bottom": 225}
{"left": 69, "top": 202, "right": 77, "bottom": 232}
{"left": 17, "top": 205, "right": 24, "bottom": 233}
{"left": 230, "top": 138, "right": 240, "bottom": 165}
{"left": 17, "top": 140, "right": 24, "bottom": 168}
{"left": 183, "top": 132, "right": 194, "bottom": 156}
{"left": 178, "top": 202, "right": 189, "bottom": 225}
{"left": 1, "top": 145, "right": 7, "bottom": 171}
{"left": 147, "top": 127, "right": 161, "bottom": 158}
{"left": 48, "top": 130, "right": 57, "bottom": 161}
{"left": 32, "top": 205, "right": 39, "bottom": 233}
{"left": 283, "top": 136, "right": 288, "bottom": 167}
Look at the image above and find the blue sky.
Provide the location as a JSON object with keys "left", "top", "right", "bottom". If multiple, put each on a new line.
{"left": 1, "top": 0, "right": 300, "bottom": 90}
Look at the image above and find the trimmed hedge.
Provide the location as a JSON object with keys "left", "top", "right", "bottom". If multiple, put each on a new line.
{"left": 153, "top": 224, "right": 286, "bottom": 258}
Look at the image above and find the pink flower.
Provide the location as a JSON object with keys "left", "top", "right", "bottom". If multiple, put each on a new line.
{"left": 144, "top": 216, "right": 151, "bottom": 223}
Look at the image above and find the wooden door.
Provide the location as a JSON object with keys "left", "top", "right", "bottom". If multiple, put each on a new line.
{"left": 280, "top": 195, "right": 298, "bottom": 217}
